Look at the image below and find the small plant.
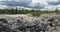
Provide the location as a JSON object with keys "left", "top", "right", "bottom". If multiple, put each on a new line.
{"left": 32, "top": 12, "right": 40, "bottom": 16}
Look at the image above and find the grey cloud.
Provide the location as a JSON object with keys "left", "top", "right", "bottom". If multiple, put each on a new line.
{"left": 0, "top": 0, "right": 32, "bottom": 6}
{"left": 33, "top": 3, "right": 46, "bottom": 9}
{"left": 28, "top": 3, "right": 45, "bottom": 9}
{"left": 0, "top": 0, "right": 60, "bottom": 9}
{"left": 0, "top": 0, "right": 45, "bottom": 9}
{"left": 48, "top": 0, "right": 60, "bottom": 5}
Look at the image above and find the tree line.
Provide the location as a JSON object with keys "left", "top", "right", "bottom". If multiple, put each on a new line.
{"left": 0, "top": 8, "right": 59, "bottom": 16}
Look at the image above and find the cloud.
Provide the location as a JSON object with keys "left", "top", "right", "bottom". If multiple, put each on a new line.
{"left": 0, "top": 0, "right": 32, "bottom": 6}
{"left": 28, "top": 2, "right": 46, "bottom": 9}
{"left": 0, "top": 0, "right": 60, "bottom": 10}
{"left": 47, "top": 0, "right": 60, "bottom": 5}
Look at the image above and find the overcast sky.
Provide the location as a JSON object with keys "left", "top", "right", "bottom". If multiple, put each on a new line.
{"left": 0, "top": 0, "right": 60, "bottom": 10}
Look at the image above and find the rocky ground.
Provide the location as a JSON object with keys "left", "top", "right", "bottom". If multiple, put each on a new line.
{"left": 0, "top": 14, "right": 60, "bottom": 32}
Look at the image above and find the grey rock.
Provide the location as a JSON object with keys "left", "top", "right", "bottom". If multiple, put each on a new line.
{"left": 0, "top": 14, "right": 60, "bottom": 32}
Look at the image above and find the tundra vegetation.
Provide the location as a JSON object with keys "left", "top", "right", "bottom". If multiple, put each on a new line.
{"left": 0, "top": 8, "right": 59, "bottom": 16}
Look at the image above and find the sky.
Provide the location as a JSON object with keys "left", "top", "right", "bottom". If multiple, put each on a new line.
{"left": 0, "top": 0, "right": 60, "bottom": 10}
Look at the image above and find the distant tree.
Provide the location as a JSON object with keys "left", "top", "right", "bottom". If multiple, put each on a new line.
{"left": 31, "top": 9, "right": 35, "bottom": 12}
{"left": 2, "top": 9, "right": 5, "bottom": 14}
{"left": 22, "top": 8, "right": 24, "bottom": 11}
{"left": 54, "top": 8, "right": 59, "bottom": 13}
{"left": 15, "top": 7, "right": 18, "bottom": 14}
{"left": 10, "top": 8, "right": 14, "bottom": 14}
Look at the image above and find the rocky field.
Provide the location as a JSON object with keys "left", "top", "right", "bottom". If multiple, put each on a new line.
{"left": 0, "top": 14, "right": 60, "bottom": 32}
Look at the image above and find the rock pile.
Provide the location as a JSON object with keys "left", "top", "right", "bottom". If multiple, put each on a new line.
{"left": 0, "top": 14, "right": 60, "bottom": 32}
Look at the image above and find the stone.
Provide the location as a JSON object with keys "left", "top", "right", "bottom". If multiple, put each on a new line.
{"left": 0, "top": 14, "right": 60, "bottom": 32}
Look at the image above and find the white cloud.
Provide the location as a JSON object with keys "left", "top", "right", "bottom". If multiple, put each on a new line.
{"left": 0, "top": 0, "right": 60, "bottom": 10}
{"left": 0, "top": 5, "right": 9, "bottom": 9}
